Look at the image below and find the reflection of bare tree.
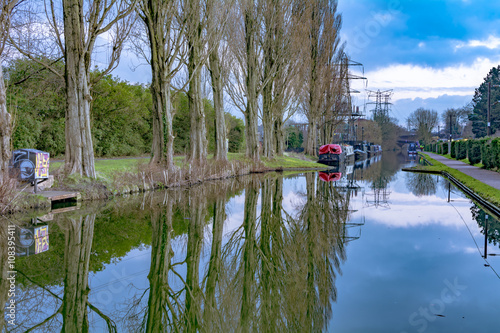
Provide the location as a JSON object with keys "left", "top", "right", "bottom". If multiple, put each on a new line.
{"left": 216, "top": 173, "right": 350, "bottom": 331}
{"left": 61, "top": 214, "right": 96, "bottom": 332}
{"left": 203, "top": 191, "right": 226, "bottom": 330}
{"left": 281, "top": 172, "right": 349, "bottom": 331}
{"left": 471, "top": 205, "right": 500, "bottom": 249}
{"left": 184, "top": 185, "right": 207, "bottom": 331}
{"left": 259, "top": 177, "right": 286, "bottom": 329}
{"left": 405, "top": 172, "right": 437, "bottom": 197}
{"left": 145, "top": 193, "right": 178, "bottom": 332}
{"left": 0, "top": 218, "right": 10, "bottom": 331}
{"left": 10, "top": 212, "right": 117, "bottom": 332}
{"left": 239, "top": 177, "right": 259, "bottom": 332}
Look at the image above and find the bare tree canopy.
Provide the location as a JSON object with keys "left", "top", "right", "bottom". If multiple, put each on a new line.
{"left": 8, "top": 0, "right": 136, "bottom": 177}
{"left": 407, "top": 107, "right": 438, "bottom": 143}
{"left": 302, "top": 0, "right": 345, "bottom": 156}
{"left": 137, "top": 0, "right": 185, "bottom": 168}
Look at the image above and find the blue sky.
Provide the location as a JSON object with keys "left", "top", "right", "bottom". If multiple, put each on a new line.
{"left": 339, "top": 0, "right": 500, "bottom": 124}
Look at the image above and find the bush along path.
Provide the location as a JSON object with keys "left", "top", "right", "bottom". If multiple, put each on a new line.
{"left": 424, "top": 137, "right": 500, "bottom": 171}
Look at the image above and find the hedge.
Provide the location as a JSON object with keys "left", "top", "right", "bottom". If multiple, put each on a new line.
{"left": 456, "top": 140, "right": 467, "bottom": 160}
{"left": 450, "top": 141, "right": 456, "bottom": 158}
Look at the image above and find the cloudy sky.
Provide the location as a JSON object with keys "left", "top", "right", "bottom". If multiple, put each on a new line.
{"left": 339, "top": 0, "right": 500, "bottom": 124}
{"left": 112, "top": 0, "right": 500, "bottom": 125}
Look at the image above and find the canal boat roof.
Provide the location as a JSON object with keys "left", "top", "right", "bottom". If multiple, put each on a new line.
{"left": 319, "top": 144, "right": 342, "bottom": 155}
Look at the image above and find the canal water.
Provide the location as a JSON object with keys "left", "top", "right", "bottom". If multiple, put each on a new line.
{"left": 3, "top": 152, "right": 500, "bottom": 332}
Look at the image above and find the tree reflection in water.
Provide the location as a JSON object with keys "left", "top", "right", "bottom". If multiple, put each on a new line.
{"left": 0, "top": 218, "right": 10, "bottom": 331}
{"left": 8, "top": 173, "right": 352, "bottom": 332}
{"left": 405, "top": 172, "right": 437, "bottom": 197}
{"left": 472, "top": 205, "right": 500, "bottom": 249}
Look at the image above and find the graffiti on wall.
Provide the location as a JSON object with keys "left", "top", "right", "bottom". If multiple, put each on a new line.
{"left": 9, "top": 149, "right": 50, "bottom": 180}
{"left": 35, "top": 152, "right": 49, "bottom": 179}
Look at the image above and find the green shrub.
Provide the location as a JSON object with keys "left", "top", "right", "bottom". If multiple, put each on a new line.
{"left": 481, "top": 139, "right": 495, "bottom": 169}
{"left": 490, "top": 138, "right": 500, "bottom": 169}
{"left": 469, "top": 141, "right": 482, "bottom": 165}
{"left": 456, "top": 140, "right": 467, "bottom": 160}
{"left": 450, "top": 141, "right": 456, "bottom": 158}
{"left": 442, "top": 142, "right": 448, "bottom": 154}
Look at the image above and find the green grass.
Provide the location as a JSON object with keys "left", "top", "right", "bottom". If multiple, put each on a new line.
{"left": 50, "top": 153, "right": 322, "bottom": 175}
{"left": 420, "top": 153, "right": 500, "bottom": 206}
{"left": 50, "top": 157, "right": 150, "bottom": 175}
{"left": 457, "top": 157, "right": 483, "bottom": 168}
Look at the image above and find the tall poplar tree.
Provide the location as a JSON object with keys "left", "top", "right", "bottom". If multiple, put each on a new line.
{"left": 138, "top": 0, "right": 184, "bottom": 169}
{"left": 0, "top": 0, "right": 19, "bottom": 181}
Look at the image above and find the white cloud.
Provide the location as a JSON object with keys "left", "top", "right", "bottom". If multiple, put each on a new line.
{"left": 456, "top": 35, "right": 500, "bottom": 50}
{"left": 350, "top": 57, "right": 500, "bottom": 101}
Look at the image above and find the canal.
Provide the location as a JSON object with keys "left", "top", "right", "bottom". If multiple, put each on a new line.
{"left": 3, "top": 152, "right": 500, "bottom": 332}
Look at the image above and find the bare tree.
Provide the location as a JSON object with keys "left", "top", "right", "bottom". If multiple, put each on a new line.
{"left": 225, "top": 0, "right": 262, "bottom": 161}
{"left": 185, "top": 0, "right": 208, "bottom": 163}
{"left": 137, "top": 0, "right": 185, "bottom": 169}
{"left": 62, "top": 0, "right": 136, "bottom": 177}
{"left": 9, "top": 0, "right": 136, "bottom": 177}
{"left": 407, "top": 107, "right": 438, "bottom": 144}
{"left": 206, "top": 0, "right": 232, "bottom": 161}
{"left": 318, "top": 53, "right": 349, "bottom": 144}
{"left": 441, "top": 104, "right": 472, "bottom": 139}
{"left": 303, "top": 0, "right": 344, "bottom": 156}
{"left": 261, "top": 0, "right": 303, "bottom": 158}
{"left": 0, "top": 0, "right": 19, "bottom": 181}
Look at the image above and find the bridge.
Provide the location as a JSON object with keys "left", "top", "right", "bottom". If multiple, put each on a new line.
{"left": 397, "top": 132, "right": 418, "bottom": 147}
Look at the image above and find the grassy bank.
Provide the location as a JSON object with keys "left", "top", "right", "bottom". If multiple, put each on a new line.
{"left": 49, "top": 153, "right": 320, "bottom": 175}
{"left": 37, "top": 153, "right": 322, "bottom": 203}
{"left": 412, "top": 153, "right": 500, "bottom": 207}
{"left": 2, "top": 153, "right": 322, "bottom": 213}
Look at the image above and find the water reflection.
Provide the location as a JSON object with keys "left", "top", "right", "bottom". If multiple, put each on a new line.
{"left": 5, "top": 152, "right": 500, "bottom": 332}
{"left": 471, "top": 205, "right": 500, "bottom": 258}
{"left": 405, "top": 172, "right": 437, "bottom": 197}
{"left": 6, "top": 172, "right": 353, "bottom": 332}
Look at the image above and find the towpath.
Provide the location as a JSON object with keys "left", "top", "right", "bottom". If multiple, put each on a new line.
{"left": 424, "top": 152, "right": 500, "bottom": 191}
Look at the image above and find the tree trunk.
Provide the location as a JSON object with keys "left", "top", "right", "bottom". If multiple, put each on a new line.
{"left": 208, "top": 47, "right": 228, "bottom": 161}
{"left": 262, "top": 112, "right": 274, "bottom": 158}
{"left": 149, "top": 62, "right": 175, "bottom": 169}
{"left": 262, "top": 77, "right": 274, "bottom": 158}
{"left": 0, "top": 66, "right": 11, "bottom": 181}
{"left": 63, "top": 0, "right": 96, "bottom": 178}
{"left": 274, "top": 118, "right": 284, "bottom": 156}
{"left": 244, "top": 6, "right": 260, "bottom": 162}
{"left": 62, "top": 214, "right": 95, "bottom": 333}
{"left": 143, "top": 2, "right": 175, "bottom": 169}
{"left": 187, "top": 0, "right": 207, "bottom": 164}
{"left": 306, "top": 118, "right": 317, "bottom": 156}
